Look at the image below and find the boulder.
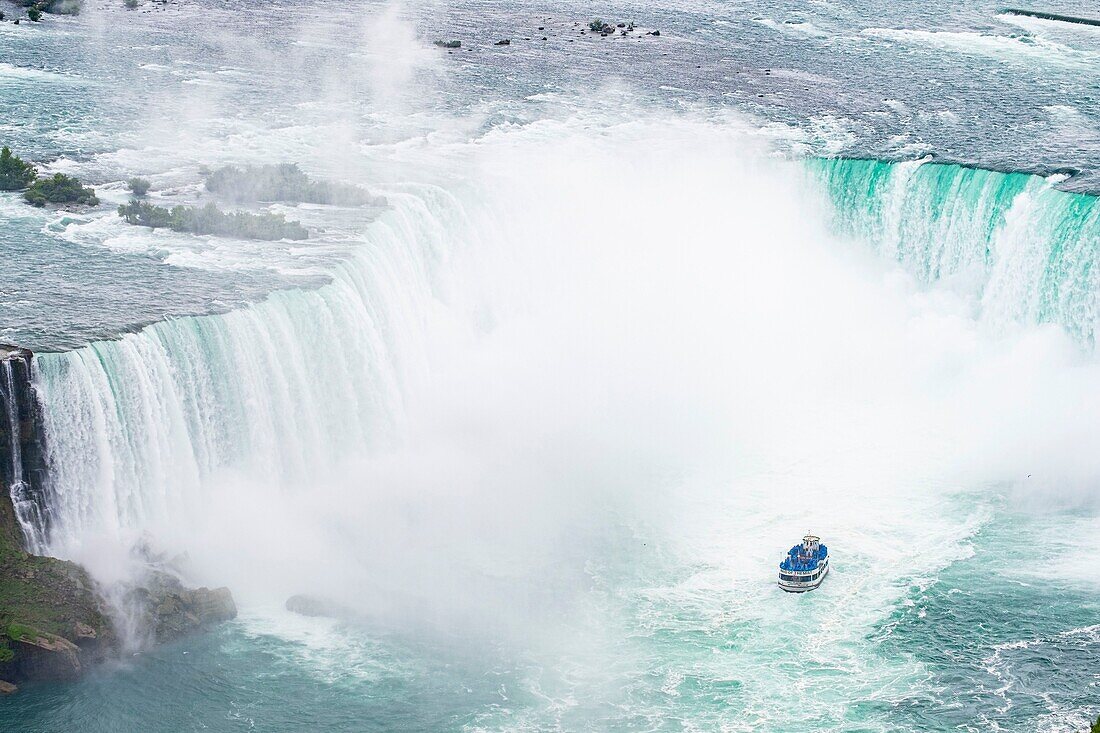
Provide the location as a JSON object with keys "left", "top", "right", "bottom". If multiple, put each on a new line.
{"left": 0, "top": 680, "right": 16, "bottom": 694}
{"left": 129, "top": 571, "right": 236, "bottom": 643}
{"left": 10, "top": 629, "right": 82, "bottom": 681}
{"left": 285, "top": 594, "right": 354, "bottom": 620}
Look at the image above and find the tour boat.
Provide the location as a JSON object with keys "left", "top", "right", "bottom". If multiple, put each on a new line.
{"left": 778, "top": 533, "right": 829, "bottom": 592}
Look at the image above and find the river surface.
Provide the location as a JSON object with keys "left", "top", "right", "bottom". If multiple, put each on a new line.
{"left": 1, "top": 0, "right": 1099, "bottom": 731}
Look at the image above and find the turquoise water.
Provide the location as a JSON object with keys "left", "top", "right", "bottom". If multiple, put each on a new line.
{"left": 2, "top": 0, "right": 1100, "bottom": 731}
{"left": 811, "top": 158, "right": 1099, "bottom": 343}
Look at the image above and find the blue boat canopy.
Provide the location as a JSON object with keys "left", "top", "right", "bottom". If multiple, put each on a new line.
{"left": 778, "top": 541, "right": 827, "bottom": 571}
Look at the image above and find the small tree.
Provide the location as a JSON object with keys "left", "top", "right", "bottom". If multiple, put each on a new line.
{"left": 589, "top": 18, "right": 604, "bottom": 31}
{"left": 127, "top": 177, "right": 151, "bottom": 196}
{"left": 0, "top": 147, "right": 37, "bottom": 190}
{"left": 124, "top": 0, "right": 138, "bottom": 8}
{"left": 27, "top": 7, "right": 42, "bottom": 20}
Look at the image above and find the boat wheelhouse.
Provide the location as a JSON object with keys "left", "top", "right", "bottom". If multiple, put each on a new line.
{"left": 778, "top": 533, "right": 829, "bottom": 593}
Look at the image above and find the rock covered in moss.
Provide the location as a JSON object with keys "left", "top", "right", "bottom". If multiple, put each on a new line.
{"left": 126, "top": 571, "right": 236, "bottom": 642}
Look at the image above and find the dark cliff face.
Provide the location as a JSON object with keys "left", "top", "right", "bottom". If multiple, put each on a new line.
{"left": 0, "top": 345, "right": 51, "bottom": 551}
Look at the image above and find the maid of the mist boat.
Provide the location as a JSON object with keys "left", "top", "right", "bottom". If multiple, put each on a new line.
{"left": 778, "top": 533, "right": 829, "bottom": 592}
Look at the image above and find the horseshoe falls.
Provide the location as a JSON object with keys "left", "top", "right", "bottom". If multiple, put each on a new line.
{"left": 813, "top": 158, "right": 1100, "bottom": 343}
{"left": 2, "top": 1, "right": 1099, "bottom": 732}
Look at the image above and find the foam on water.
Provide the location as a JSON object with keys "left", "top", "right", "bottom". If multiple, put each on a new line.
{"left": 860, "top": 26, "right": 1100, "bottom": 69}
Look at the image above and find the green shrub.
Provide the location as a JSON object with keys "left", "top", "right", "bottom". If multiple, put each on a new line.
{"left": 118, "top": 199, "right": 309, "bottom": 240}
{"left": 6, "top": 623, "right": 39, "bottom": 642}
{"left": 117, "top": 199, "right": 172, "bottom": 227}
{"left": 0, "top": 147, "right": 37, "bottom": 191}
{"left": 0, "top": 640, "right": 13, "bottom": 664}
{"left": 18, "top": 0, "right": 80, "bottom": 14}
{"left": 23, "top": 173, "right": 98, "bottom": 207}
{"left": 205, "top": 163, "right": 377, "bottom": 206}
{"left": 124, "top": 0, "right": 138, "bottom": 8}
{"left": 589, "top": 18, "right": 605, "bottom": 31}
{"left": 127, "top": 177, "right": 151, "bottom": 196}
{"left": 27, "top": 7, "right": 42, "bottom": 20}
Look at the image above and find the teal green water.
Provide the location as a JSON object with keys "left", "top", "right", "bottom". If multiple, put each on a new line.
{"left": 811, "top": 158, "right": 1099, "bottom": 344}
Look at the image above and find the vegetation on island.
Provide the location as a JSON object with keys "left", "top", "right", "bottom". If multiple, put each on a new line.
{"left": 1, "top": 147, "right": 98, "bottom": 207}
{"left": 24, "top": 173, "right": 98, "bottom": 207}
{"left": 118, "top": 199, "right": 309, "bottom": 240}
{"left": 0, "top": 148, "right": 36, "bottom": 191}
{"left": 205, "top": 163, "right": 379, "bottom": 206}
{"left": 127, "top": 177, "right": 151, "bottom": 196}
{"left": 1091, "top": 715, "right": 1100, "bottom": 733}
{"left": 16, "top": 0, "right": 81, "bottom": 16}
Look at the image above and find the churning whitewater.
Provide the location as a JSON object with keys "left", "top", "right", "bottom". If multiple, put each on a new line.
{"left": 1, "top": 0, "right": 1099, "bottom": 730}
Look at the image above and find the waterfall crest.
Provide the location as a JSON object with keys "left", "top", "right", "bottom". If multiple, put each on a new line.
{"left": 810, "top": 157, "right": 1099, "bottom": 344}
{"left": 32, "top": 188, "right": 456, "bottom": 558}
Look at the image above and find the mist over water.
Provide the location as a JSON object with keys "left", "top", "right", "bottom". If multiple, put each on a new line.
{"left": 3, "top": 0, "right": 1100, "bottom": 730}
{"left": 19, "top": 110, "right": 1100, "bottom": 729}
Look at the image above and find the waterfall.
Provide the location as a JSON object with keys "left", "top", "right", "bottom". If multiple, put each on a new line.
{"left": 809, "top": 157, "right": 1100, "bottom": 344}
{"left": 31, "top": 186, "right": 459, "bottom": 559}
{"left": 25, "top": 144, "right": 1100, "bottom": 581}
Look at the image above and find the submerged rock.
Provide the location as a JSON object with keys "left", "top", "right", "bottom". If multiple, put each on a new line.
{"left": 434, "top": 39, "right": 461, "bottom": 49}
{"left": 494, "top": 38, "right": 511, "bottom": 45}
{"left": 285, "top": 594, "right": 355, "bottom": 620}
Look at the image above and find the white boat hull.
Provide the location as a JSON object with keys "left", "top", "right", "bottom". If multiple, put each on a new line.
{"left": 778, "top": 557, "right": 829, "bottom": 593}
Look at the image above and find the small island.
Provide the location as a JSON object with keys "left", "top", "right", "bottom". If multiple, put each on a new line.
{"left": 118, "top": 199, "right": 310, "bottom": 240}
{"left": 0, "top": 147, "right": 99, "bottom": 207}
{"left": 205, "top": 163, "right": 382, "bottom": 206}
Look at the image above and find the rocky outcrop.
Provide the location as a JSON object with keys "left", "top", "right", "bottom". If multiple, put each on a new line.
{"left": 0, "top": 529, "right": 114, "bottom": 686}
{"left": 9, "top": 629, "right": 83, "bottom": 681}
{"left": 0, "top": 346, "right": 237, "bottom": 692}
{"left": 131, "top": 572, "right": 237, "bottom": 642}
